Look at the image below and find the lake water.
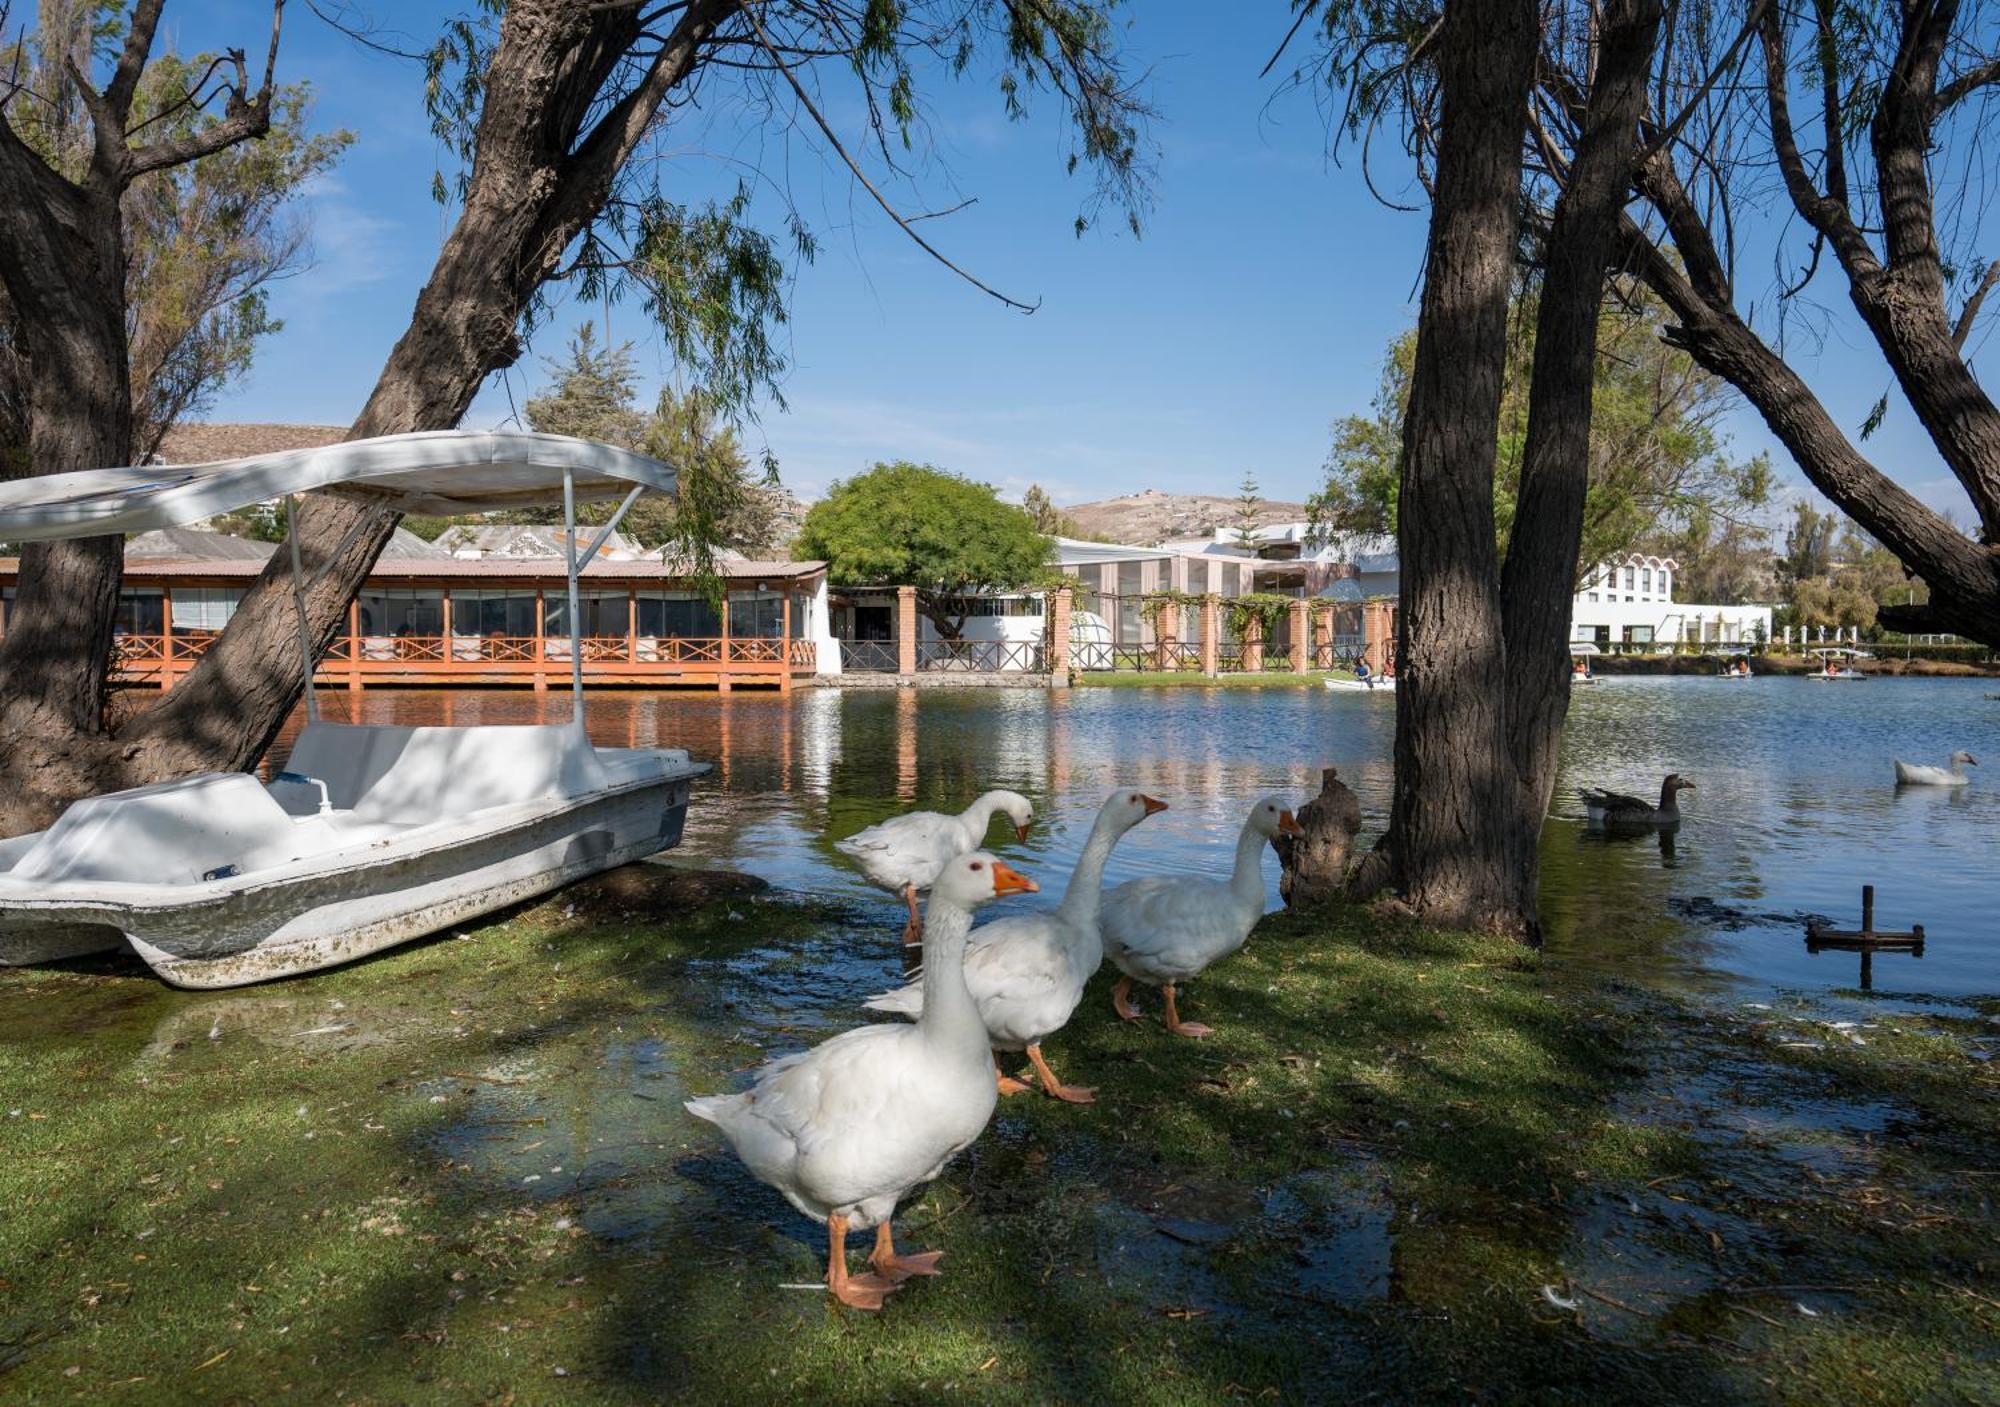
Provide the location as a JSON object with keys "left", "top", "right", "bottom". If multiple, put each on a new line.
{"left": 283, "top": 677, "right": 2000, "bottom": 1002}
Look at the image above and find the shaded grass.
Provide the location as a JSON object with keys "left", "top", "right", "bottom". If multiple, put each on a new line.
{"left": 1, "top": 880, "right": 1994, "bottom": 1403}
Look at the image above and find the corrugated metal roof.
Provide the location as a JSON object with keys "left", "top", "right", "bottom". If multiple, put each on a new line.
{"left": 0, "top": 555, "right": 823, "bottom": 583}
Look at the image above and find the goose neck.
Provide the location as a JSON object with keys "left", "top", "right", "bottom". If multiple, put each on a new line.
{"left": 917, "top": 898, "right": 986, "bottom": 1051}
{"left": 1229, "top": 820, "right": 1269, "bottom": 906}
{"left": 1055, "top": 809, "right": 1125, "bottom": 931}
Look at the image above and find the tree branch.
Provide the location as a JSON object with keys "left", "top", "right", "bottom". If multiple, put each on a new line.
{"left": 1937, "top": 56, "right": 2000, "bottom": 111}
{"left": 1953, "top": 258, "right": 2000, "bottom": 349}
{"left": 1757, "top": 6, "right": 1876, "bottom": 278}
{"left": 741, "top": 1, "right": 1039, "bottom": 312}
{"left": 102, "top": 0, "right": 168, "bottom": 125}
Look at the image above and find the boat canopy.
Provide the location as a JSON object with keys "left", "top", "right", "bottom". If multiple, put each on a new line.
{"left": 0, "top": 431, "right": 678, "bottom": 544}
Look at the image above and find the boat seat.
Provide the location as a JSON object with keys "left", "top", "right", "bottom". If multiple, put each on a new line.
{"left": 275, "top": 721, "right": 614, "bottom": 825}
{"left": 10, "top": 773, "right": 332, "bottom": 885}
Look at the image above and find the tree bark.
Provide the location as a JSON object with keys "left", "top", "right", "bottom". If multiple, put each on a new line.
{"left": 1385, "top": 0, "right": 1537, "bottom": 933}
{"left": 1496, "top": 0, "right": 1664, "bottom": 929}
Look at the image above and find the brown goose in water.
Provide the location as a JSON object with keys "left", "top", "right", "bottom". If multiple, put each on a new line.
{"left": 1581, "top": 774, "right": 1694, "bottom": 827}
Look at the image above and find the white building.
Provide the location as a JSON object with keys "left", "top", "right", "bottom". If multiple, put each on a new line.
{"left": 1571, "top": 551, "right": 1771, "bottom": 648}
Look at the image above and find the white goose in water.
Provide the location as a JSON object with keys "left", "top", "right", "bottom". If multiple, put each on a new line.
{"left": 836, "top": 790, "right": 1033, "bottom": 945}
{"left": 865, "top": 789, "right": 1167, "bottom": 1103}
{"left": 1100, "top": 796, "right": 1302, "bottom": 1038}
{"left": 686, "top": 852, "right": 1037, "bottom": 1310}
{"left": 1894, "top": 751, "right": 1978, "bottom": 786}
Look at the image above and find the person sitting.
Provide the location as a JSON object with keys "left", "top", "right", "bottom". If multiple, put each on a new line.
{"left": 1354, "top": 658, "right": 1372, "bottom": 682}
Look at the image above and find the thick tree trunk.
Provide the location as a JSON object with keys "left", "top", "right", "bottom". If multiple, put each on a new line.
{"left": 1496, "top": 0, "right": 1664, "bottom": 928}
{"left": 1385, "top": 0, "right": 1537, "bottom": 933}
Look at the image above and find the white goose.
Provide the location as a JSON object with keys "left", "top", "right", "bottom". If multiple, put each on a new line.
{"left": 836, "top": 790, "right": 1034, "bottom": 945}
{"left": 1100, "top": 796, "right": 1301, "bottom": 1038}
{"left": 865, "top": 789, "right": 1167, "bottom": 1103}
{"left": 686, "top": 852, "right": 1036, "bottom": 1310}
{"left": 1894, "top": 750, "right": 1978, "bottom": 786}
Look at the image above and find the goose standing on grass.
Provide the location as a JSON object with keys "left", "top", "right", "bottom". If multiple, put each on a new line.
{"left": 866, "top": 789, "right": 1168, "bottom": 1103}
{"left": 1100, "top": 796, "right": 1302, "bottom": 1039}
{"left": 1581, "top": 774, "right": 1694, "bottom": 827}
{"left": 686, "top": 852, "right": 1037, "bottom": 1310}
{"left": 1894, "top": 751, "right": 1978, "bottom": 786}
{"left": 836, "top": 790, "right": 1033, "bottom": 945}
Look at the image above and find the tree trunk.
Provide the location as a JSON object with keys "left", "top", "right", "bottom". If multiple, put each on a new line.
{"left": 1496, "top": 0, "right": 1664, "bottom": 929}
{"left": 1385, "top": 0, "right": 1537, "bottom": 933}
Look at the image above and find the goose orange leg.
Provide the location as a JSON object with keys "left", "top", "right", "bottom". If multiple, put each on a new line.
{"left": 826, "top": 1213, "right": 901, "bottom": 1310}
{"left": 870, "top": 1220, "right": 944, "bottom": 1281}
{"left": 900, "top": 883, "right": 923, "bottom": 948}
{"left": 1111, "top": 975, "right": 1145, "bottom": 1021}
{"left": 1161, "top": 983, "right": 1213, "bottom": 1039}
{"left": 995, "top": 1048, "right": 1034, "bottom": 1095}
{"left": 1026, "top": 1042, "right": 1096, "bottom": 1103}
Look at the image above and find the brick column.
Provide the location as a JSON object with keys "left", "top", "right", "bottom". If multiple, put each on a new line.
{"left": 1362, "top": 599, "right": 1389, "bottom": 674}
{"left": 1199, "top": 596, "right": 1219, "bottom": 677}
{"left": 1153, "top": 596, "right": 1177, "bottom": 669}
{"left": 896, "top": 585, "right": 918, "bottom": 677}
{"left": 1048, "top": 587, "right": 1072, "bottom": 688}
{"left": 1289, "top": 598, "right": 1311, "bottom": 673}
{"left": 1242, "top": 614, "right": 1265, "bottom": 672}
{"left": 1313, "top": 603, "right": 1334, "bottom": 668}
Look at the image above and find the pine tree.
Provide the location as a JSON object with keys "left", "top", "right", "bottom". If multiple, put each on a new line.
{"left": 1231, "top": 474, "right": 1264, "bottom": 550}
{"left": 522, "top": 324, "right": 647, "bottom": 449}
{"left": 1021, "top": 484, "right": 1064, "bottom": 535}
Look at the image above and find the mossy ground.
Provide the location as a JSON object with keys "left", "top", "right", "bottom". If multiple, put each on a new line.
{"left": 1, "top": 873, "right": 1994, "bottom": 1404}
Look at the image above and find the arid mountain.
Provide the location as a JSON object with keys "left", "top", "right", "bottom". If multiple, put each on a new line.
{"left": 1058, "top": 488, "right": 1309, "bottom": 546}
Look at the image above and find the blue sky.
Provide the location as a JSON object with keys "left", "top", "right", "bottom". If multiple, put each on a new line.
{"left": 156, "top": 1, "right": 1978, "bottom": 524}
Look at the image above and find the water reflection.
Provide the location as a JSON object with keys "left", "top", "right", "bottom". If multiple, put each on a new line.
{"left": 275, "top": 677, "right": 1998, "bottom": 998}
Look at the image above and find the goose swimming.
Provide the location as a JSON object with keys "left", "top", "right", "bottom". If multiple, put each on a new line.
{"left": 1580, "top": 775, "right": 1694, "bottom": 827}
{"left": 1893, "top": 751, "right": 1977, "bottom": 787}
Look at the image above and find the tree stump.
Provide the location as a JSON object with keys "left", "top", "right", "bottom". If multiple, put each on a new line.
{"left": 1278, "top": 767, "right": 1362, "bottom": 908}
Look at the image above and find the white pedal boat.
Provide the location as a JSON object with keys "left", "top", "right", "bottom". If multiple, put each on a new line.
{"left": 1323, "top": 674, "right": 1396, "bottom": 693}
{"left": 0, "top": 431, "right": 709, "bottom": 988}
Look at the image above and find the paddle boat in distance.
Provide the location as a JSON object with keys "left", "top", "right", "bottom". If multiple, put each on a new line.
{"left": 0, "top": 431, "right": 710, "bottom": 989}
{"left": 1568, "top": 639, "right": 1602, "bottom": 685}
{"left": 1806, "top": 646, "right": 1872, "bottom": 681}
{"left": 1323, "top": 670, "right": 1395, "bottom": 693}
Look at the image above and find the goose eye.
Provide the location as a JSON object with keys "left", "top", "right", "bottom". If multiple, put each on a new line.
{"left": 969, "top": 861, "right": 984, "bottom": 870}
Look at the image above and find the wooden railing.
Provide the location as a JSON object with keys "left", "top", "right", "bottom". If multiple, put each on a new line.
{"left": 107, "top": 632, "right": 813, "bottom": 689}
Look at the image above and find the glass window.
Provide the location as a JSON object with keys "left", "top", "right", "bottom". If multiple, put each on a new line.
{"left": 728, "top": 591, "right": 784, "bottom": 638}
{"left": 1641, "top": 568, "right": 1653, "bottom": 593}
{"left": 1626, "top": 625, "right": 1653, "bottom": 644}
{"left": 451, "top": 589, "right": 537, "bottom": 638}
{"left": 1587, "top": 591, "right": 1599, "bottom": 603}
{"left": 1116, "top": 563, "right": 1142, "bottom": 642}
{"left": 172, "top": 586, "right": 245, "bottom": 631}
{"left": 637, "top": 591, "right": 720, "bottom": 637}
{"left": 1623, "top": 565, "right": 1636, "bottom": 589}
{"left": 543, "top": 591, "right": 627, "bottom": 637}
{"left": 357, "top": 588, "right": 443, "bottom": 637}
{"left": 1659, "top": 571, "right": 1670, "bottom": 599}
{"left": 115, "top": 587, "right": 164, "bottom": 634}
{"left": 1191, "top": 559, "right": 1209, "bottom": 595}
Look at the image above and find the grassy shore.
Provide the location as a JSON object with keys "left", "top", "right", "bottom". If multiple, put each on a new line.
{"left": 2, "top": 871, "right": 1994, "bottom": 1404}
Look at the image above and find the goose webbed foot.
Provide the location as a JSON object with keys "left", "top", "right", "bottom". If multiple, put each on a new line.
{"left": 827, "top": 1213, "right": 904, "bottom": 1310}
{"left": 1111, "top": 975, "right": 1145, "bottom": 1022}
{"left": 1162, "top": 984, "right": 1213, "bottom": 1039}
{"left": 1026, "top": 1042, "right": 1096, "bottom": 1103}
{"left": 870, "top": 1222, "right": 945, "bottom": 1282}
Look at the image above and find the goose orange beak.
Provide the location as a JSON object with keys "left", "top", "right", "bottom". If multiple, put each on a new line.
{"left": 990, "top": 860, "right": 1039, "bottom": 896}
{"left": 1278, "top": 809, "right": 1304, "bottom": 836}
{"left": 1140, "top": 794, "right": 1169, "bottom": 816}
{"left": 1014, "top": 822, "right": 1031, "bottom": 843}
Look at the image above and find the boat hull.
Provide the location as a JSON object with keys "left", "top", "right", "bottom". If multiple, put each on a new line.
{"left": 1322, "top": 677, "right": 1395, "bottom": 693}
{"left": 0, "top": 772, "right": 698, "bottom": 988}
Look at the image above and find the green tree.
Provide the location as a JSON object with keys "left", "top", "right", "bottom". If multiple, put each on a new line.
{"left": 1308, "top": 288, "right": 1770, "bottom": 578}
{"left": 1231, "top": 474, "right": 1264, "bottom": 550}
{"left": 1021, "top": 483, "right": 1064, "bottom": 535}
{"left": 794, "top": 462, "right": 1053, "bottom": 637}
{"left": 1780, "top": 500, "right": 1838, "bottom": 586}
{"left": 523, "top": 325, "right": 647, "bottom": 450}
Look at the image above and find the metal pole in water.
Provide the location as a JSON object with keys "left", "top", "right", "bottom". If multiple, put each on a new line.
{"left": 1861, "top": 885, "right": 1875, "bottom": 934}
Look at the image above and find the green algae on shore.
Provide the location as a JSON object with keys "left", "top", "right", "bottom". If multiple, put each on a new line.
{"left": 1, "top": 872, "right": 1994, "bottom": 1404}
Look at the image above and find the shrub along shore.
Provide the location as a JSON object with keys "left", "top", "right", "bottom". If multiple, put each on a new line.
{"left": 1, "top": 868, "right": 1994, "bottom": 1403}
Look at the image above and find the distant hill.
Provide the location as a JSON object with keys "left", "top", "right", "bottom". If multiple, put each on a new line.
{"left": 1058, "top": 489, "right": 1309, "bottom": 546}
